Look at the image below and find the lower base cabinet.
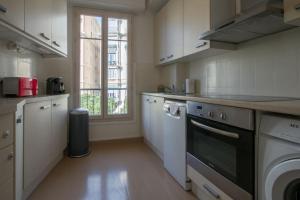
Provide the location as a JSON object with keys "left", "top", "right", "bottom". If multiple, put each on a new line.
{"left": 23, "top": 96, "right": 68, "bottom": 199}
{"left": 141, "top": 95, "right": 164, "bottom": 159}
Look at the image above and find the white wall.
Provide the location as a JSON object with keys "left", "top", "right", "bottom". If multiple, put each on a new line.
{"left": 187, "top": 28, "right": 300, "bottom": 97}
{"left": 159, "top": 28, "right": 300, "bottom": 97}
{"left": 0, "top": 41, "right": 42, "bottom": 80}
{"left": 42, "top": 6, "right": 160, "bottom": 141}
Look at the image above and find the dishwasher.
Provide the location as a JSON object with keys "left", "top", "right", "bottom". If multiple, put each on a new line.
{"left": 163, "top": 100, "right": 191, "bottom": 190}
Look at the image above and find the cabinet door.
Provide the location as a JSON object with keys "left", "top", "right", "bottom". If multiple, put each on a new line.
{"left": 51, "top": 97, "right": 68, "bottom": 160}
{"left": 0, "top": 0, "right": 24, "bottom": 30}
{"left": 24, "top": 101, "right": 52, "bottom": 190}
{"left": 284, "top": 0, "right": 300, "bottom": 26}
{"left": 155, "top": 7, "right": 167, "bottom": 65}
{"left": 142, "top": 95, "right": 151, "bottom": 142}
{"left": 25, "top": 0, "right": 52, "bottom": 45}
{"left": 183, "top": 0, "right": 210, "bottom": 56}
{"left": 150, "top": 97, "right": 164, "bottom": 156}
{"left": 165, "top": 0, "right": 183, "bottom": 62}
{"left": 51, "top": 0, "right": 68, "bottom": 54}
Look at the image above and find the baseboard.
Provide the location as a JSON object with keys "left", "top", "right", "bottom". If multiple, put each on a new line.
{"left": 90, "top": 136, "right": 143, "bottom": 144}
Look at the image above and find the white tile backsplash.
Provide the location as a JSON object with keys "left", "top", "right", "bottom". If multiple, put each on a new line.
{"left": 187, "top": 28, "right": 300, "bottom": 98}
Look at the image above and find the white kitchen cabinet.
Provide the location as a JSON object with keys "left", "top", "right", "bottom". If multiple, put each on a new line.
{"left": 25, "top": 0, "right": 53, "bottom": 45}
{"left": 164, "top": 0, "right": 183, "bottom": 62}
{"left": 284, "top": 0, "right": 300, "bottom": 26}
{"left": 51, "top": 97, "right": 68, "bottom": 160}
{"left": 23, "top": 97, "right": 68, "bottom": 199}
{"left": 24, "top": 101, "right": 52, "bottom": 193}
{"left": 155, "top": 6, "right": 167, "bottom": 65}
{"left": 142, "top": 95, "right": 152, "bottom": 143}
{"left": 141, "top": 95, "right": 164, "bottom": 159}
{"left": 183, "top": 0, "right": 236, "bottom": 58}
{"left": 0, "top": 0, "right": 24, "bottom": 30}
{"left": 155, "top": 0, "right": 183, "bottom": 65}
{"left": 51, "top": 0, "right": 68, "bottom": 54}
{"left": 183, "top": 0, "right": 210, "bottom": 56}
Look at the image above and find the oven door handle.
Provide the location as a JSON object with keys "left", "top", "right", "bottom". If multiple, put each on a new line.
{"left": 191, "top": 120, "right": 240, "bottom": 139}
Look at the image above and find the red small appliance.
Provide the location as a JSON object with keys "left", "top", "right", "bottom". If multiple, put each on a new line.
{"left": 2, "top": 77, "right": 38, "bottom": 97}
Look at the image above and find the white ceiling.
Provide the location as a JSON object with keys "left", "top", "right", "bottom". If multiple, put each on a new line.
{"left": 69, "top": 0, "right": 168, "bottom": 13}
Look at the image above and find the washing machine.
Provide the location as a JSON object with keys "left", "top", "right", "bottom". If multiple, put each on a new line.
{"left": 258, "top": 114, "right": 300, "bottom": 200}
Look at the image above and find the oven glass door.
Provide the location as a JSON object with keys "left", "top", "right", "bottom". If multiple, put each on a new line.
{"left": 187, "top": 115, "right": 254, "bottom": 194}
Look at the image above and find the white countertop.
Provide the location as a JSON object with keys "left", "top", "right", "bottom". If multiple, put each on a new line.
{"left": 142, "top": 92, "right": 300, "bottom": 116}
{"left": 0, "top": 94, "right": 70, "bottom": 115}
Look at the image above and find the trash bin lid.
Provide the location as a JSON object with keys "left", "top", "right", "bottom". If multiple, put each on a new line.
{"left": 70, "top": 108, "right": 89, "bottom": 115}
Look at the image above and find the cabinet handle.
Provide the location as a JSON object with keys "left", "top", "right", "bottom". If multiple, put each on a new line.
{"left": 2, "top": 130, "right": 10, "bottom": 139}
{"left": 196, "top": 42, "right": 208, "bottom": 49}
{"left": 16, "top": 117, "right": 22, "bottom": 124}
{"left": 53, "top": 41, "right": 60, "bottom": 47}
{"left": 153, "top": 100, "right": 157, "bottom": 103}
{"left": 0, "top": 5, "right": 7, "bottom": 13}
{"left": 160, "top": 58, "right": 165, "bottom": 62}
{"left": 167, "top": 54, "right": 174, "bottom": 59}
{"left": 53, "top": 103, "right": 61, "bottom": 107}
{"left": 40, "top": 105, "right": 51, "bottom": 110}
{"left": 295, "top": 3, "right": 300, "bottom": 10}
{"left": 40, "top": 33, "right": 50, "bottom": 41}
{"left": 146, "top": 99, "right": 150, "bottom": 102}
{"left": 203, "top": 184, "right": 220, "bottom": 199}
{"left": 7, "top": 152, "right": 14, "bottom": 161}
{"left": 216, "top": 20, "right": 235, "bottom": 31}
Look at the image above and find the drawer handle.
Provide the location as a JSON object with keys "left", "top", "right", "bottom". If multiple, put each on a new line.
{"left": 160, "top": 58, "right": 165, "bottom": 62}
{"left": 167, "top": 54, "right": 174, "bottom": 59}
{"left": 2, "top": 130, "right": 10, "bottom": 139}
{"left": 53, "top": 41, "right": 60, "bottom": 47}
{"left": 295, "top": 3, "right": 300, "bottom": 10}
{"left": 53, "top": 103, "right": 61, "bottom": 107}
{"left": 196, "top": 42, "right": 208, "bottom": 49}
{"left": 7, "top": 152, "right": 14, "bottom": 161}
{"left": 203, "top": 184, "right": 220, "bottom": 199}
{"left": 40, "top": 105, "right": 51, "bottom": 110}
{"left": 0, "top": 4, "right": 7, "bottom": 13}
{"left": 40, "top": 33, "right": 50, "bottom": 41}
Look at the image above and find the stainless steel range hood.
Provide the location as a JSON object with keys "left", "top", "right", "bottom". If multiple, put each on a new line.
{"left": 201, "top": 0, "right": 297, "bottom": 44}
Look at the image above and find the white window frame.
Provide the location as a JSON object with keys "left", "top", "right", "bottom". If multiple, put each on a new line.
{"left": 73, "top": 8, "right": 133, "bottom": 121}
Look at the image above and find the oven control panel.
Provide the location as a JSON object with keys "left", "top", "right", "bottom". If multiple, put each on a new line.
{"left": 187, "top": 101, "right": 254, "bottom": 131}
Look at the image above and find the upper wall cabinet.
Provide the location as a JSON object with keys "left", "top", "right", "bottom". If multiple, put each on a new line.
{"left": 284, "top": 0, "right": 300, "bottom": 26}
{"left": 0, "top": 0, "right": 24, "bottom": 30}
{"left": 51, "top": 0, "right": 68, "bottom": 55}
{"left": 155, "top": 0, "right": 236, "bottom": 66}
{"left": 155, "top": 0, "right": 183, "bottom": 65}
{"left": 183, "top": 0, "right": 236, "bottom": 57}
{"left": 25, "top": 0, "right": 53, "bottom": 46}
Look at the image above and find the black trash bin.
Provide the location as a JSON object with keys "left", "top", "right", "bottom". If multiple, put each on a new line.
{"left": 68, "top": 108, "right": 90, "bottom": 157}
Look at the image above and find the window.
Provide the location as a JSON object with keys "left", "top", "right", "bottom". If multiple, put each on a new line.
{"left": 75, "top": 9, "right": 131, "bottom": 119}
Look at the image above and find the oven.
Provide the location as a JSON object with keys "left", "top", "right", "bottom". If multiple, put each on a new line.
{"left": 186, "top": 101, "right": 255, "bottom": 200}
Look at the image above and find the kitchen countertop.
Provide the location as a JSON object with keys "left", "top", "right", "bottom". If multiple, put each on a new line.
{"left": 142, "top": 92, "right": 300, "bottom": 116}
{"left": 0, "top": 94, "right": 70, "bottom": 115}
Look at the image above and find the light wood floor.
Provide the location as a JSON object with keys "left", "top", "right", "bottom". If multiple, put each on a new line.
{"left": 29, "top": 140, "right": 197, "bottom": 200}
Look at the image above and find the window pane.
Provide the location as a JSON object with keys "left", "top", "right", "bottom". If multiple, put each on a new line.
{"left": 107, "top": 18, "right": 128, "bottom": 115}
{"left": 80, "top": 15, "right": 102, "bottom": 116}
{"left": 80, "top": 15, "right": 102, "bottom": 39}
{"left": 108, "top": 18, "right": 128, "bottom": 41}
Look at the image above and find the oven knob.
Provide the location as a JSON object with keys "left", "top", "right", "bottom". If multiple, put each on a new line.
{"left": 208, "top": 111, "right": 214, "bottom": 118}
{"left": 220, "top": 113, "right": 226, "bottom": 120}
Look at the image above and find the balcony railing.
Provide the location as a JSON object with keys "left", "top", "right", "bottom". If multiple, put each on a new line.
{"left": 80, "top": 88, "right": 128, "bottom": 116}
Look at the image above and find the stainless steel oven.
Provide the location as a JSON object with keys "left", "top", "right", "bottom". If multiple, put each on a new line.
{"left": 186, "top": 101, "right": 255, "bottom": 200}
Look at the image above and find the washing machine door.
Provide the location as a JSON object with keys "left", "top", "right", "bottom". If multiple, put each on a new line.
{"left": 265, "top": 159, "right": 300, "bottom": 200}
